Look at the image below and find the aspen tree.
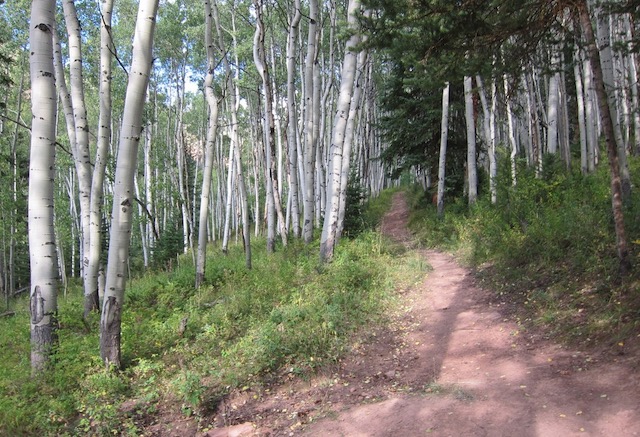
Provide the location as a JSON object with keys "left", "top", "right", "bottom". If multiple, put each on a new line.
{"left": 100, "top": 0, "right": 159, "bottom": 368}
{"left": 436, "top": 82, "right": 450, "bottom": 218}
{"left": 196, "top": 0, "right": 221, "bottom": 288}
{"left": 85, "top": 0, "right": 114, "bottom": 318}
{"left": 286, "top": 0, "right": 302, "bottom": 239}
{"left": 303, "top": 0, "right": 318, "bottom": 243}
{"left": 28, "top": 0, "right": 58, "bottom": 373}
{"left": 253, "top": 0, "right": 287, "bottom": 251}
{"left": 464, "top": 75, "right": 477, "bottom": 205}
{"left": 320, "top": 0, "right": 361, "bottom": 262}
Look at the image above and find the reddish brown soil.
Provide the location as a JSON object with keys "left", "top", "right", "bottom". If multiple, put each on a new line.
{"left": 157, "top": 192, "right": 640, "bottom": 437}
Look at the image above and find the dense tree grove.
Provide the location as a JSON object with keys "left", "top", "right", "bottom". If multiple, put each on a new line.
{"left": 0, "top": 0, "right": 637, "bottom": 370}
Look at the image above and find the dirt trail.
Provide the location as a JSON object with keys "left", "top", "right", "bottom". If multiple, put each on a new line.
{"left": 202, "top": 192, "right": 640, "bottom": 437}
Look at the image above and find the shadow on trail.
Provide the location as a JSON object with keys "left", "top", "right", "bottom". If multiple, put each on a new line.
{"left": 304, "top": 192, "right": 640, "bottom": 436}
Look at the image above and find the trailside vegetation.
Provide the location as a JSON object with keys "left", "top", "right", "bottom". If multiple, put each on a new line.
{"left": 0, "top": 190, "right": 426, "bottom": 435}
{"left": 407, "top": 154, "right": 640, "bottom": 346}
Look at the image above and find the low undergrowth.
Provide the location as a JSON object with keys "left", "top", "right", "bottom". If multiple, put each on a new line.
{"left": 407, "top": 156, "right": 640, "bottom": 349}
{"left": 0, "top": 188, "right": 426, "bottom": 436}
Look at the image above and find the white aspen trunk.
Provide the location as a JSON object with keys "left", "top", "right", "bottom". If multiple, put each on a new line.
{"left": 234, "top": 136, "right": 252, "bottom": 269}
{"left": 476, "top": 75, "right": 497, "bottom": 204}
{"left": 559, "top": 68, "right": 571, "bottom": 167}
{"left": 176, "top": 94, "right": 191, "bottom": 255}
{"left": 583, "top": 56, "right": 597, "bottom": 171}
{"left": 546, "top": 47, "right": 561, "bottom": 155}
{"left": 61, "top": 0, "right": 93, "bottom": 315}
{"left": 319, "top": 0, "right": 361, "bottom": 263}
{"left": 29, "top": 0, "right": 58, "bottom": 374}
{"left": 337, "top": 46, "right": 368, "bottom": 238}
{"left": 221, "top": 134, "right": 235, "bottom": 253}
{"left": 253, "top": 0, "right": 287, "bottom": 251}
{"left": 85, "top": 0, "right": 114, "bottom": 318}
{"left": 436, "top": 83, "right": 450, "bottom": 218}
{"left": 252, "top": 138, "right": 261, "bottom": 238}
{"left": 286, "top": 0, "right": 302, "bottom": 238}
{"left": 504, "top": 75, "right": 518, "bottom": 186}
{"left": 303, "top": 0, "right": 318, "bottom": 243}
{"left": 269, "top": 41, "right": 284, "bottom": 199}
{"left": 196, "top": 0, "right": 220, "bottom": 288}
{"left": 315, "top": 57, "right": 326, "bottom": 229}
{"left": 574, "top": 47, "right": 589, "bottom": 174}
{"left": 100, "top": 0, "right": 158, "bottom": 368}
{"left": 464, "top": 75, "right": 477, "bottom": 205}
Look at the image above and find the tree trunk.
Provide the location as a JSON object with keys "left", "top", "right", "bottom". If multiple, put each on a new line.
{"left": 28, "top": 0, "right": 59, "bottom": 374}
{"left": 436, "top": 82, "right": 450, "bottom": 218}
{"left": 574, "top": 46, "right": 589, "bottom": 174}
{"left": 464, "top": 75, "right": 477, "bottom": 205}
{"left": 320, "top": 0, "right": 361, "bottom": 263}
{"left": 253, "top": 0, "right": 287, "bottom": 252}
{"left": 504, "top": 75, "right": 518, "bottom": 186}
{"left": 577, "top": 0, "right": 631, "bottom": 275}
{"left": 337, "top": 46, "right": 368, "bottom": 238}
{"left": 303, "top": 0, "right": 319, "bottom": 243}
{"left": 286, "top": 0, "right": 302, "bottom": 239}
{"left": 100, "top": 0, "right": 159, "bottom": 368}
{"left": 85, "top": 0, "right": 114, "bottom": 319}
{"left": 196, "top": 0, "right": 220, "bottom": 288}
{"left": 546, "top": 46, "right": 561, "bottom": 155}
{"left": 476, "top": 75, "right": 497, "bottom": 204}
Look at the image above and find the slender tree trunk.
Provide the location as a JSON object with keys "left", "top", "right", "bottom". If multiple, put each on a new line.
{"left": 196, "top": 0, "right": 221, "bottom": 288}
{"left": 303, "top": 0, "right": 319, "bottom": 243}
{"left": 476, "top": 75, "right": 496, "bottom": 204}
{"left": 28, "top": 0, "right": 58, "bottom": 374}
{"left": 583, "top": 55, "right": 598, "bottom": 171}
{"left": 504, "top": 75, "right": 518, "bottom": 186}
{"left": 84, "top": 0, "right": 114, "bottom": 319}
{"left": 100, "top": 0, "right": 159, "bottom": 368}
{"left": 337, "top": 46, "right": 368, "bottom": 238}
{"left": 577, "top": 0, "right": 631, "bottom": 274}
{"left": 464, "top": 75, "right": 477, "bottom": 205}
{"left": 546, "top": 47, "right": 561, "bottom": 155}
{"left": 320, "top": 0, "right": 361, "bottom": 263}
{"left": 286, "top": 0, "right": 302, "bottom": 239}
{"left": 437, "top": 82, "right": 450, "bottom": 218}
{"left": 574, "top": 46, "right": 589, "bottom": 174}
{"left": 254, "top": 0, "right": 287, "bottom": 251}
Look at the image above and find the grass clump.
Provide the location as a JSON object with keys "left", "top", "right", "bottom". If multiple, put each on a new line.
{"left": 0, "top": 189, "right": 418, "bottom": 436}
{"left": 406, "top": 155, "right": 640, "bottom": 347}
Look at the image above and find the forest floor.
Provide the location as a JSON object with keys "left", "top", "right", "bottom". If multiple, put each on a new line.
{"left": 159, "top": 192, "right": 640, "bottom": 436}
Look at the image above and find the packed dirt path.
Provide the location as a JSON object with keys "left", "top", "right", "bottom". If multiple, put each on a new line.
{"left": 203, "top": 192, "right": 640, "bottom": 437}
